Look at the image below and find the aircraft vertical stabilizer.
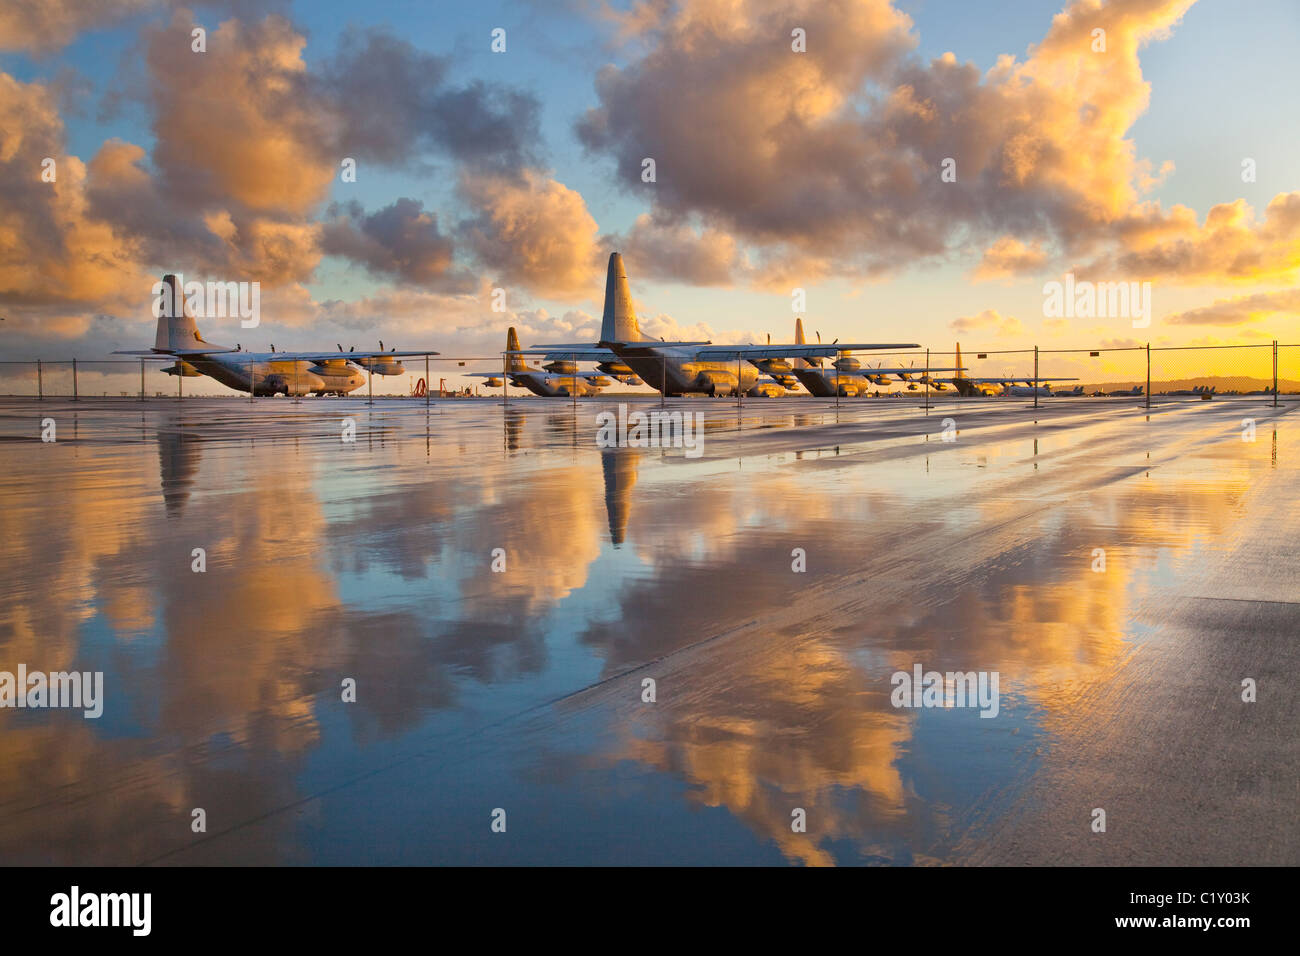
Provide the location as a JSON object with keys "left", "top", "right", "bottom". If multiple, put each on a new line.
{"left": 599, "top": 252, "right": 644, "bottom": 345}
{"left": 506, "top": 327, "right": 527, "bottom": 372}
{"left": 155, "top": 274, "right": 206, "bottom": 352}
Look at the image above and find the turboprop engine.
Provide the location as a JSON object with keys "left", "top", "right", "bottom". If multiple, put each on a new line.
{"left": 596, "top": 361, "right": 636, "bottom": 377}
{"left": 754, "top": 356, "right": 794, "bottom": 376}
{"left": 692, "top": 369, "right": 739, "bottom": 394}
{"left": 341, "top": 341, "right": 405, "bottom": 375}
{"left": 544, "top": 359, "right": 579, "bottom": 374}
{"left": 163, "top": 360, "right": 202, "bottom": 377}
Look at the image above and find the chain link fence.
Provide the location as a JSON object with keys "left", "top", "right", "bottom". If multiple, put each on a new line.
{"left": 2, "top": 344, "right": 1296, "bottom": 403}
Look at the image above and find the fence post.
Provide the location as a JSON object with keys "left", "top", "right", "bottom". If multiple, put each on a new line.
{"left": 1145, "top": 342, "right": 1151, "bottom": 410}
{"left": 140, "top": 358, "right": 145, "bottom": 401}
{"left": 72, "top": 358, "right": 79, "bottom": 401}
{"left": 37, "top": 359, "right": 43, "bottom": 400}
{"left": 925, "top": 348, "right": 930, "bottom": 413}
{"left": 425, "top": 354, "right": 430, "bottom": 408}
{"left": 660, "top": 355, "right": 665, "bottom": 407}
{"left": 1273, "top": 340, "right": 1279, "bottom": 408}
{"left": 1033, "top": 346, "right": 1038, "bottom": 410}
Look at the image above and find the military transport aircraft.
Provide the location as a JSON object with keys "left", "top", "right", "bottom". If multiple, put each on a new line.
{"left": 116, "top": 274, "right": 437, "bottom": 396}
{"left": 512, "top": 253, "right": 919, "bottom": 396}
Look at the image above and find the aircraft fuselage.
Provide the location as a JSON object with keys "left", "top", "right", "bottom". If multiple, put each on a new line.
{"left": 611, "top": 345, "right": 760, "bottom": 396}
{"left": 185, "top": 353, "right": 367, "bottom": 396}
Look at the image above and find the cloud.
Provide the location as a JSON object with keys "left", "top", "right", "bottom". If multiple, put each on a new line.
{"left": 604, "top": 214, "right": 746, "bottom": 286}
{"left": 318, "top": 27, "right": 541, "bottom": 174}
{"left": 0, "top": 75, "right": 151, "bottom": 312}
{"left": 321, "top": 199, "right": 472, "bottom": 290}
{"left": 973, "top": 237, "right": 1048, "bottom": 281}
{"left": 0, "top": 0, "right": 158, "bottom": 54}
{"left": 576, "top": 0, "right": 1299, "bottom": 287}
{"left": 1164, "top": 288, "right": 1300, "bottom": 326}
{"left": 1, "top": 10, "right": 594, "bottom": 346}
{"left": 950, "top": 309, "right": 1024, "bottom": 337}
{"left": 457, "top": 169, "right": 602, "bottom": 299}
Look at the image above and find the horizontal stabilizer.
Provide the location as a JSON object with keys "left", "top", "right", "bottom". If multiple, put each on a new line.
{"left": 694, "top": 342, "right": 919, "bottom": 360}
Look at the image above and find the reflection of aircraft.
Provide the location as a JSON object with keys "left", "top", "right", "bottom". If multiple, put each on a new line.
{"left": 157, "top": 422, "right": 201, "bottom": 517}
{"left": 939, "top": 344, "right": 1079, "bottom": 397}
{"left": 601, "top": 449, "right": 640, "bottom": 546}
{"left": 517, "top": 254, "right": 917, "bottom": 396}
{"left": 469, "top": 328, "right": 612, "bottom": 397}
{"left": 115, "top": 274, "right": 437, "bottom": 396}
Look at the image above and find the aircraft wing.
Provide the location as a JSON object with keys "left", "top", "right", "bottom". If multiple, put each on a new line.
{"left": 113, "top": 347, "right": 240, "bottom": 357}
{"left": 278, "top": 350, "right": 439, "bottom": 361}
{"left": 510, "top": 346, "right": 621, "bottom": 360}
{"left": 857, "top": 366, "right": 964, "bottom": 375}
{"left": 693, "top": 343, "right": 920, "bottom": 360}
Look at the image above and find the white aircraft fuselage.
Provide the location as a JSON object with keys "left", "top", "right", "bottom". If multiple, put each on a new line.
{"left": 610, "top": 343, "right": 760, "bottom": 397}
{"left": 181, "top": 352, "right": 367, "bottom": 396}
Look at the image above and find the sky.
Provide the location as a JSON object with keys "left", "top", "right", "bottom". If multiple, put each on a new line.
{"left": 2, "top": 0, "right": 1299, "bottom": 391}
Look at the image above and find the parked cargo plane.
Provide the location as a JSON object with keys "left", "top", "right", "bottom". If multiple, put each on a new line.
{"left": 514, "top": 253, "right": 918, "bottom": 396}
{"left": 937, "top": 344, "right": 1079, "bottom": 397}
{"left": 787, "top": 319, "right": 962, "bottom": 396}
{"left": 469, "top": 328, "right": 616, "bottom": 396}
{"left": 115, "top": 274, "right": 437, "bottom": 396}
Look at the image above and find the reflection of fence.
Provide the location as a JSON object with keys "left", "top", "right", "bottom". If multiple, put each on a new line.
{"left": 3, "top": 344, "right": 1296, "bottom": 403}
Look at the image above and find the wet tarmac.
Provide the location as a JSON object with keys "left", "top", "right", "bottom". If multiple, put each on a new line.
{"left": 0, "top": 394, "right": 1295, "bottom": 865}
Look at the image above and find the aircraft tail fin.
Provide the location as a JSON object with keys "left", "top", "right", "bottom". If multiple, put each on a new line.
{"left": 153, "top": 274, "right": 208, "bottom": 352}
{"left": 793, "top": 317, "right": 812, "bottom": 368}
{"left": 599, "top": 252, "right": 643, "bottom": 345}
{"left": 505, "top": 327, "right": 527, "bottom": 372}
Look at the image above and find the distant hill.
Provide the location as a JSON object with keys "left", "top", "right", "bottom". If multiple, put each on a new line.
{"left": 1072, "top": 375, "right": 1300, "bottom": 394}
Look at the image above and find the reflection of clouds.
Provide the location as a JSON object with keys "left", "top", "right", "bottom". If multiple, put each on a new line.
{"left": 623, "top": 639, "right": 912, "bottom": 867}
{"left": 0, "top": 409, "right": 608, "bottom": 862}
{"left": 569, "top": 433, "right": 1263, "bottom": 864}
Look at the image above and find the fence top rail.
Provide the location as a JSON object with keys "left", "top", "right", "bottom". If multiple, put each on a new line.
{"left": 4, "top": 342, "right": 1297, "bottom": 364}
